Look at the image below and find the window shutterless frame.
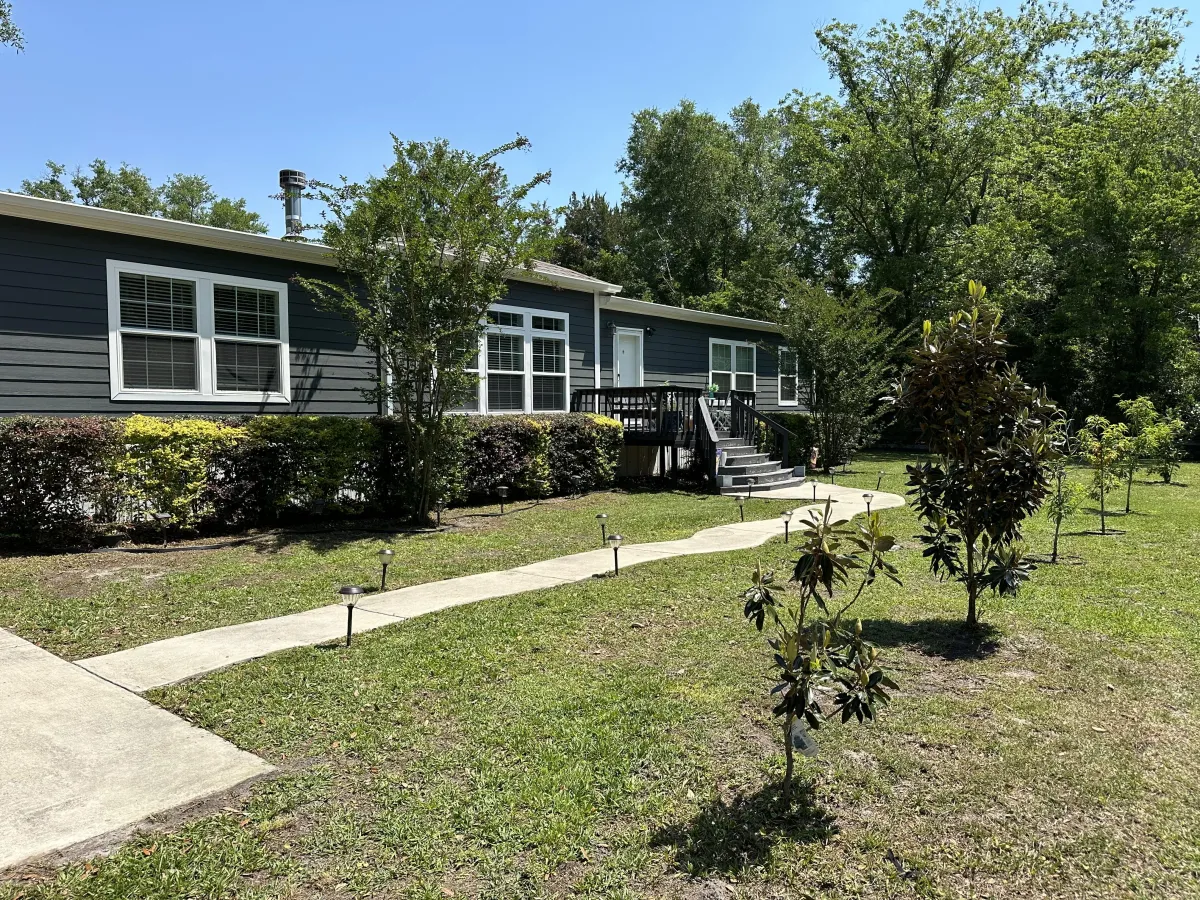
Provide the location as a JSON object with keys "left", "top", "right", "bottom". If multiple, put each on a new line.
{"left": 778, "top": 348, "right": 799, "bottom": 406}
{"left": 709, "top": 337, "right": 756, "bottom": 394}
{"left": 106, "top": 259, "right": 291, "bottom": 403}
{"left": 473, "top": 303, "right": 570, "bottom": 414}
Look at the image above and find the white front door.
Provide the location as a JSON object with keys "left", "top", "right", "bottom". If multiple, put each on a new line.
{"left": 614, "top": 329, "right": 643, "bottom": 387}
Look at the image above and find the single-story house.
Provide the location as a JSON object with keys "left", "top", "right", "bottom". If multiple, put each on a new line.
{"left": 0, "top": 185, "right": 806, "bottom": 488}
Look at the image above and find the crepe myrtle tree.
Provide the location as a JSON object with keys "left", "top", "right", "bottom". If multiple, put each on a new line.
{"left": 741, "top": 499, "right": 900, "bottom": 804}
{"left": 894, "top": 282, "right": 1058, "bottom": 626}
{"left": 299, "top": 136, "right": 555, "bottom": 520}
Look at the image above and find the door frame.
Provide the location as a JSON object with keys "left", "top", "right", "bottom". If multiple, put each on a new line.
{"left": 613, "top": 326, "right": 644, "bottom": 387}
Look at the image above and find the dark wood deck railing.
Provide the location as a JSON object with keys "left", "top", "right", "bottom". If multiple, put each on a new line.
{"left": 571, "top": 386, "right": 703, "bottom": 445}
{"left": 731, "top": 394, "right": 797, "bottom": 469}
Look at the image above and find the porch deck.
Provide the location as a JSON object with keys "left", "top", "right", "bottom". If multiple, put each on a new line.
{"left": 570, "top": 386, "right": 706, "bottom": 446}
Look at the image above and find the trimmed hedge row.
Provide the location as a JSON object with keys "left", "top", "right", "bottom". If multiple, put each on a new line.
{"left": 0, "top": 413, "right": 623, "bottom": 549}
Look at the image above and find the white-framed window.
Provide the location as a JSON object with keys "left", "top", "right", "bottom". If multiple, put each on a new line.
{"left": 106, "top": 260, "right": 290, "bottom": 403}
{"left": 778, "top": 348, "right": 799, "bottom": 406}
{"left": 470, "top": 304, "right": 569, "bottom": 413}
{"left": 709, "top": 338, "right": 756, "bottom": 393}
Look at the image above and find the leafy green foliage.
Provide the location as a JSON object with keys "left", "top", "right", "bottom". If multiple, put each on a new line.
{"left": 778, "top": 283, "right": 902, "bottom": 465}
{"left": 1117, "top": 396, "right": 1187, "bottom": 485}
{"left": 740, "top": 500, "right": 899, "bottom": 802}
{"left": 17, "top": 160, "right": 267, "bottom": 232}
{"left": 1044, "top": 419, "right": 1085, "bottom": 563}
{"left": 1078, "top": 415, "right": 1129, "bottom": 535}
{"left": 0, "top": 0, "right": 22, "bottom": 51}
{"left": 299, "top": 136, "right": 554, "bottom": 521}
{"left": 551, "top": 192, "right": 641, "bottom": 293}
{"left": 895, "top": 285, "right": 1058, "bottom": 624}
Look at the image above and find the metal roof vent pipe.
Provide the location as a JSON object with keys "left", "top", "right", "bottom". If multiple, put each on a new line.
{"left": 278, "top": 169, "right": 307, "bottom": 240}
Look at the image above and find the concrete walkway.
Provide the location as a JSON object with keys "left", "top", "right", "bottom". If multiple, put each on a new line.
{"left": 0, "top": 629, "right": 272, "bottom": 870}
{"left": 78, "top": 483, "right": 902, "bottom": 693}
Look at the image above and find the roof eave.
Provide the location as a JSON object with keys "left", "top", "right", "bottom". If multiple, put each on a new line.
{"left": 600, "top": 296, "right": 783, "bottom": 333}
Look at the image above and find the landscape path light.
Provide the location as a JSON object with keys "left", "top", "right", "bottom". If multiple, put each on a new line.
{"left": 736, "top": 494, "right": 746, "bottom": 522}
{"left": 607, "top": 533, "right": 624, "bottom": 575}
{"left": 338, "top": 585, "right": 365, "bottom": 647}
{"left": 747, "top": 475, "right": 758, "bottom": 498}
{"left": 496, "top": 484, "right": 509, "bottom": 515}
{"left": 781, "top": 509, "right": 793, "bottom": 543}
{"left": 827, "top": 466, "right": 836, "bottom": 485}
{"left": 435, "top": 498, "right": 446, "bottom": 527}
{"left": 596, "top": 513, "right": 608, "bottom": 543}
{"left": 377, "top": 548, "right": 395, "bottom": 591}
{"left": 811, "top": 479, "right": 819, "bottom": 502}
{"left": 152, "top": 511, "right": 172, "bottom": 547}
{"left": 877, "top": 471, "right": 885, "bottom": 491}
{"left": 863, "top": 493, "right": 874, "bottom": 516}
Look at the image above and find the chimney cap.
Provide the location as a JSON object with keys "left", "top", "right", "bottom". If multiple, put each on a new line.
{"left": 279, "top": 169, "right": 307, "bottom": 190}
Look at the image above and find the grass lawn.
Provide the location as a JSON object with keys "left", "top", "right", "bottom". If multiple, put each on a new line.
{"left": 0, "top": 489, "right": 794, "bottom": 661}
{"left": 5, "top": 455, "right": 1200, "bottom": 898}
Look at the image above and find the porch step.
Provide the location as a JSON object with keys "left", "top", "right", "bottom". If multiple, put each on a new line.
{"left": 715, "top": 436, "right": 742, "bottom": 448}
{"left": 719, "top": 476, "right": 807, "bottom": 495}
{"left": 719, "top": 445, "right": 763, "bottom": 460}
{"left": 718, "top": 460, "right": 784, "bottom": 477}
{"left": 720, "top": 468, "right": 800, "bottom": 488}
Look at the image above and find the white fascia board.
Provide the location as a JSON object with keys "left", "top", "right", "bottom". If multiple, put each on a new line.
{"left": 600, "top": 295, "right": 783, "bottom": 334}
{"left": 0, "top": 191, "right": 625, "bottom": 294}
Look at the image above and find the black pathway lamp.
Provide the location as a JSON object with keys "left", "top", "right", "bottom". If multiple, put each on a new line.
{"left": 877, "top": 471, "right": 885, "bottom": 491}
{"left": 496, "top": 484, "right": 509, "bottom": 515}
{"left": 607, "top": 533, "right": 624, "bottom": 575}
{"left": 338, "top": 585, "right": 365, "bottom": 647}
{"left": 863, "top": 493, "right": 874, "bottom": 517}
{"left": 152, "top": 511, "right": 172, "bottom": 547}
{"left": 827, "top": 466, "right": 836, "bottom": 486}
{"left": 435, "top": 498, "right": 446, "bottom": 527}
{"left": 811, "top": 478, "right": 819, "bottom": 502}
{"left": 377, "top": 547, "right": 395, "bottom": 591}
{"left": 596, "top": 513, "right": 608, "bottom": 544}
{"left": 736, "top": 494, "right": 746, "bottom": 522}
{"left": 747, "top": 475, "right": 758, "bottom": 498}
{"left": 781, "top": 509, "right": 793, "bottom": 543}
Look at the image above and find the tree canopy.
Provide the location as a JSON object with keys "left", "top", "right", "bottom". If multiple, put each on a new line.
{"left": 18, "top": 160, "right": 269, "bottom": 234}
{"left": 555, "top": 0, "right": 1200, "bottom": 429}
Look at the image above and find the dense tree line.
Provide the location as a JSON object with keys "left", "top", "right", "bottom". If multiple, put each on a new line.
{"left": 18, "top": 160, "right": 268, "bottom": 234}
{"left": 554, "top": 0, "right": 1200, "bottom": 426}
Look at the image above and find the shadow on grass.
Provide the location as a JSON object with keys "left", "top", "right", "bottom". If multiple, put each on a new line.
{"left": 651, "top": 780, "right": 834, "bottom": 877}
{"left": 861, "top": 617, "right": 1002, "bottom": 661}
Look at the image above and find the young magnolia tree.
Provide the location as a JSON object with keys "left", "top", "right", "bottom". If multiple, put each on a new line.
{"left": 300, "top": 137, "right": 554, "bottom": 520}
{"left": 894, "top": 282, "right": 1058, "bottom": 626}
{"left": 1044, "top": 418, "right": 1084, "bottom": 563}
{"left": 740, "top": 500, "right": 900, "bottom": 804}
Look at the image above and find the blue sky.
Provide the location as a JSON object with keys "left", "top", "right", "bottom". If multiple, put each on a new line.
{"left": 3, "top": 0, "right": 1196, "bottom": 234}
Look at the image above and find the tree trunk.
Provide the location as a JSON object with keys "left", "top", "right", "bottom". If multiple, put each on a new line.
{"left": 782, "top": 714, "right": 795, "bottom": 806}
{"left": 965, "top": 537, "right": 978, "bottom": 626}
{"left": 1051, "top": 520, "right": 1060, "bottom": 564}
{"left": 1099, "top": 483, "right": 1107, "bottom": 535}
{"left": 1125, "top": 471, "right": 1133, "bottom": 514}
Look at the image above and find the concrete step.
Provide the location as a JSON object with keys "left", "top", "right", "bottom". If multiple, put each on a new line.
{"left": 719, "top": 452, "right": 771, "bottom": 466}
{"left": 719, "top": 445, "right": 764, "bottom": 460}
{"left": 715, "top": 437, "right": 745, "bottom": 449}
{"left": 718, "top": 460, "right": 785, "bottom": 476}
{"left": 719, "top": 475, "right": 807, "bottom": 494}
{"left": 720, "top": 468, "right": 797, "bottom": 488}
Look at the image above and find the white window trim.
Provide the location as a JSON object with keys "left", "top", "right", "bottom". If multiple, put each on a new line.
{"left": 475, "top": 302, "right": 570, "bottom": 414}
{"left": 709, "top": 337, "right": 756, "bottom": 393}
{"left": 612, "top": 326, "right": 644, "bottom": 388}
{"left": 106, "top": 259, "right": 291, "bottom": 404}
{"left": 778, "top": 347, "right": 799, "bottom": 407}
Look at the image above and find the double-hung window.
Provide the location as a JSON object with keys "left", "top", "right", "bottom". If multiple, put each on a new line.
{"left": 107, "top": 260, "right": 290, "bottom": 403}
{"left": 710, "top": 339, "right": 756, "bottom": 393}
{"left": 778, "top": 348, "right": 799, "bottom": 406}
{"left": 475, "top": 305, "right": 569, "bottom": 413}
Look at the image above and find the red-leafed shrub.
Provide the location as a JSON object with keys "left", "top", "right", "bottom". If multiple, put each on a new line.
{"left": 0, "top": 417, "right": 122, "bottom": 549}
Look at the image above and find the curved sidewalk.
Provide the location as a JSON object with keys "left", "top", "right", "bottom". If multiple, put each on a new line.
{"left": 77, "top": 483, "right": 902, "bottom": 694}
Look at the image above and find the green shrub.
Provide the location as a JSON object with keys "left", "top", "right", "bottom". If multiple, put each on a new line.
{"left": 0, "top": 416, "right": 122, "bottom": 549}
{"left": 118, "top": 415, "right": 245, "bottom": 525}
{"left": 371, "top": 415, "right": 467, "bottom": 514}
{"left": 545, "top": 414, "right": 624, "bottom": 494}
{"left": 764, "top": 412, "right": 818, "bottom": 465}
{"left": 463, "top": 416, "right": 552, "bottom": 500}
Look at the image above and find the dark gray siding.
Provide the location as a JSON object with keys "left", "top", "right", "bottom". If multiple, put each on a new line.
{"left": 0, "top": 216, "right": 378, "bottom": 415}
{"left": 598, "top": 308, "right": 800, "bottom": 412}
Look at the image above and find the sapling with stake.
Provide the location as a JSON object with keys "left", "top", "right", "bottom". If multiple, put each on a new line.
{"left": 740, "top": 499, "right": 901, "bottom": 805}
